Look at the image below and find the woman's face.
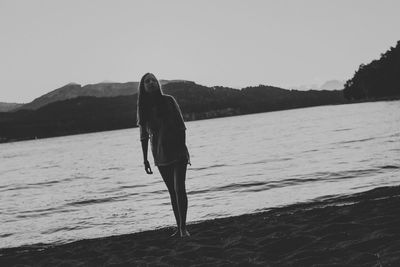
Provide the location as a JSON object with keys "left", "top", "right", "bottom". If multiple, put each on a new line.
{"left": 144, "top": 74, "right": 159, "bottom": 94}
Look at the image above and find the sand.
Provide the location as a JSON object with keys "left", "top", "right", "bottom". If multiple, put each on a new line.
{"left": 1, "top": 185, "right": 400, "bottom": 267}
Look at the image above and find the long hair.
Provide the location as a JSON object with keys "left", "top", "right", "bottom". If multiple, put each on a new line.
{"left": 136, "top": 73, "right": 167, "bottom": 127}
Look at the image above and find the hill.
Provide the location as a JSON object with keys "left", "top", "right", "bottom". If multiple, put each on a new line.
{"left": 0, "top": 102, "right": 23, "bottom": 112}
{"left": 343, "top": 40, "right": 400, "bottom": 100}
{"left": 11, "top": 80, "right": 193, "bottom": 111}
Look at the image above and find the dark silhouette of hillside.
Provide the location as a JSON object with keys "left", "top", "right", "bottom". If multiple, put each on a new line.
{"left": 11, "top": 79, "right": 191, "bottom": 111}
{"left": 343, "top": 40, "right": 400, "bottom": 100}
{"left": 0, "top": 82, "right": 346, "bottom": 143}
{"left": 0, "top": 102, "right": 23, "bottom": 112}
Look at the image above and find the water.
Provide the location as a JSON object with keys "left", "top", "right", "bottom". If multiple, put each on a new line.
{"left": 1, "top": 101, "right": 399, "bottom": 249}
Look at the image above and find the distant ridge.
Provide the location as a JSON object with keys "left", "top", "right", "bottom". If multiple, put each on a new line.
{"left": 319, "top": 80, "right": 345, "bottom": 90}
{"left": 290, "top": 80, "right": 345, "bottom": 91}
{"left": 13, "top": 79, "right": 193, "bottom": 111}
{"left": 0, "top": 102, "right": 23, "bottom": 112}
{"left": 13, "top": 82, "right": 138, "bottom": 111}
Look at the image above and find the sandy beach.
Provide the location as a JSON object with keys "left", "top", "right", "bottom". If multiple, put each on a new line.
{"left": 1, "top": 185, "right": 400, "bottom": 266}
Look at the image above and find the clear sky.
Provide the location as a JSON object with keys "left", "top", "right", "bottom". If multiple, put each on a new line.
{"left": 1, "top": 0, "right": 399, "bottom": 103}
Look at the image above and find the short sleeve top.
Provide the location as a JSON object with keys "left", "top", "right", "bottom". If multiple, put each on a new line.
{"left": 139, "top": 95, "right": 191, "bottom": 166}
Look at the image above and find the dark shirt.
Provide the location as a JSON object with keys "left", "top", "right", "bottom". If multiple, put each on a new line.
{"left": 140, "top": 95, "right": 191, "bottom": 166}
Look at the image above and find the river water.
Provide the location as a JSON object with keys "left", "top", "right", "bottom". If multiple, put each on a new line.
{"left": 1, "top": 100, "right": 399, "bottom": 248}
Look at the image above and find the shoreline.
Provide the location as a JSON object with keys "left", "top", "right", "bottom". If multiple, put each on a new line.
{"left": 2, "top": 96, "right": 400, "bottom": 145}
{"left": 1, "top": 185, "right": 400, "bottom": 266}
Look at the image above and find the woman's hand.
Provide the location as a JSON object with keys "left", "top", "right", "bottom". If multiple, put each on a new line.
{"left": 144, "top": 160, "right": 153, "bottom": 174}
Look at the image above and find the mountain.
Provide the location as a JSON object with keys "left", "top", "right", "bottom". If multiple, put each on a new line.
{"left": 290, "top": 80, "right": 344, "bottom": 91}
{"left": 0, "top": 102, "right": 23, "bottom": 112}
{"left": 13, "top": 79, "right": 193, "bottom": 111}
{"left": 290, "top": 83, "right": 319, "bottom": 91}
{"left": 14, "top": 82, "right": 138, "bottom": 111}
{"left": 0, "top": 81, "right": 346, "bottom": 143}
{"left": 344, "top": 40, "right": 400, "bottom": 100}
{"left": 319, "top": 80, "right": 344, "bottom": 90}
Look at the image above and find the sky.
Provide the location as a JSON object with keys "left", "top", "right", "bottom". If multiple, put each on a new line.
{"left": 0, "top": 0, "right": 399, "bottom": 103}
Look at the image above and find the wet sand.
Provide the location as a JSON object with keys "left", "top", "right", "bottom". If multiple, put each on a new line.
{"left": 1, "top": 185, "right": 400, "bottom": 266}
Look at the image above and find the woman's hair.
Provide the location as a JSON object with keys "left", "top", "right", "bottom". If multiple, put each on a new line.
{"left": 136, "top": 73, "right": 167, "bottom": 127}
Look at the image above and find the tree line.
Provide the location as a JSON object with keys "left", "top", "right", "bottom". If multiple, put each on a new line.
{"left": 0, "top": 83, "right": 346, "bottom": 143}
{"left": 343, "top": 40, "right": 400, "bottom": 100}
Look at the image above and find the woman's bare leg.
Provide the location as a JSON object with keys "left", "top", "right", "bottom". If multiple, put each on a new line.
{"left": 173, "top": 161, "right": 190, "bottom": 237}
{"left": 158, "top": 164, "right": 180, "bottom": 235}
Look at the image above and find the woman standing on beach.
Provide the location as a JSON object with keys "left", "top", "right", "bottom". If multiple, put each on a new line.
{"left": 136, "top": 73, "right": 191, "bottom": 238}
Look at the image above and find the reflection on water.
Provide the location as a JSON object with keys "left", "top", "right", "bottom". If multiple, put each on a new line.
{"left": 1, "top": 100, "right": 399, "bottom": 248}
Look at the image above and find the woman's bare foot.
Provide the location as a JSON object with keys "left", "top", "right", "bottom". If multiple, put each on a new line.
{"left": 179, "top": 228, "right": 191, "bottom": 238}
{"left": 170, "top": 228, "right": 179, "bottom": 237}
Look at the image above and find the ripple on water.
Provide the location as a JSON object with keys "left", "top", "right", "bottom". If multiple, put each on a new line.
{"left": 67, "top": 196, "right": 125, "bottom": 207}
{"left": 15, "top": 207, "right": 75, "bottom": 219}
{"left": 188, "top": 168, "right": 383, "bottom": 195}
{"left": 335, "top": 137, "right": 376, "bottom": 145}
{"left": 41, "top": 225, "right": 87, "bottom": 235}
{"left": 333, "top": 128, "right": 353, "bottom": 132}
{"left": 190, "top": 164, "right": 228, "bottom": 171}
{"left": 379, "top": 165, "right": 399, "bottom": 169}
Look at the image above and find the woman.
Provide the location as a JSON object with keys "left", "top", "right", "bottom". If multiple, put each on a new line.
{"left": 136, "top": 73, "right": 191, "bottom": 238}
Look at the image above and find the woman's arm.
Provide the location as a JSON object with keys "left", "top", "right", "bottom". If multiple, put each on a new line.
{"left": 139, "top": 124, "right": 153, "bottom": 174}
{"left": 140, "top": 124, "right": 149, "bottom": 161}
{"left": 141, "top": 138, "right": 149, "bottom": 162}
